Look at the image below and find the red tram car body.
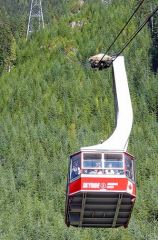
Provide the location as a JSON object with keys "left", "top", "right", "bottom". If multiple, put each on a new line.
{"left": 65, "top": 151, "right": 136, "bottom": 228}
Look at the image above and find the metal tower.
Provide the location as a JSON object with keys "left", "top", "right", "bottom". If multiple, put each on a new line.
{"left": 27, "top": 0, "right": 44, "bottom": 38}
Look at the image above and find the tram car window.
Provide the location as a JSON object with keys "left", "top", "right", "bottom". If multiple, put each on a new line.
{"left": 104, "top": 153, "right": 124, "bottom": 174}
{"left": 70, "top": 154, "right": 81, "bottom": 180}
{"left": 83, "top": 153, "right": 103, "bottom": 174}
{"left": 83, "top": 153, "right": 102, "bottom": 168}
{"left": 125, "top": 154, "right": 134, "bottom": 181}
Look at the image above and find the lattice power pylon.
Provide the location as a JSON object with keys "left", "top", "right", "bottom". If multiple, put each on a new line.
{"left": 27, "top": 0, "right": 44, "bottom": 38}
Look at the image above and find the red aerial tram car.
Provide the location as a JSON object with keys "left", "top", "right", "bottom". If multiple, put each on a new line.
{"left": 65, "top": 56, "right": 136, "bottom": 228}
{"left": 65, "top": 151, "right": 136, "bottom": 228}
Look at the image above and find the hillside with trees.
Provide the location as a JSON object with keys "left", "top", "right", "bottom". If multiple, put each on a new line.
{"left": 0, "top": 0, "right": 158, "bottom": 239}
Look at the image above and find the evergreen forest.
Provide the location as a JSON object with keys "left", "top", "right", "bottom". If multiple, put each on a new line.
{"left": 0, "top": 0, "right": 158, "bottom": 239}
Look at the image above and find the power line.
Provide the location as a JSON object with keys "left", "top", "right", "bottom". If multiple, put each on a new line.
{"left": 99, "top": 0, "right": 145, "bottom": 64}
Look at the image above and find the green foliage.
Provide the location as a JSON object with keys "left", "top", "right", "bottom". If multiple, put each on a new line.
{"left": 0, "top": 0, "right": 158, "bottom": 239}
{"left": 0, "top": 9, "right": 16, "bottom": 73}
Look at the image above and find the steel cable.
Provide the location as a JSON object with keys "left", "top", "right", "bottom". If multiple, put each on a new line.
{"left": 98, "top": 0, "right": 145, "bottom": 64}
{"left": 112, "top": 5, "right": 158, "bottom": 62}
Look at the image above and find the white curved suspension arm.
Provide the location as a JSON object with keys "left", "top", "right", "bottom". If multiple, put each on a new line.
{"left": 81, "top": 56, "right": 133, "bottom": 152}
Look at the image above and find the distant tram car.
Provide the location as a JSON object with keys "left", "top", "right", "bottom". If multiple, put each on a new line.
{"left": 65, "top": 151, "right": 136, "bottom": 228}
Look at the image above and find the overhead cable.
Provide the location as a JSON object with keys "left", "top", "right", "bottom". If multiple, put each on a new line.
{"left": 99, "top": 0, "right": 145, "bottom": 64}
{"left": 113, "top": 4, "right": 158, "bottom": 61}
